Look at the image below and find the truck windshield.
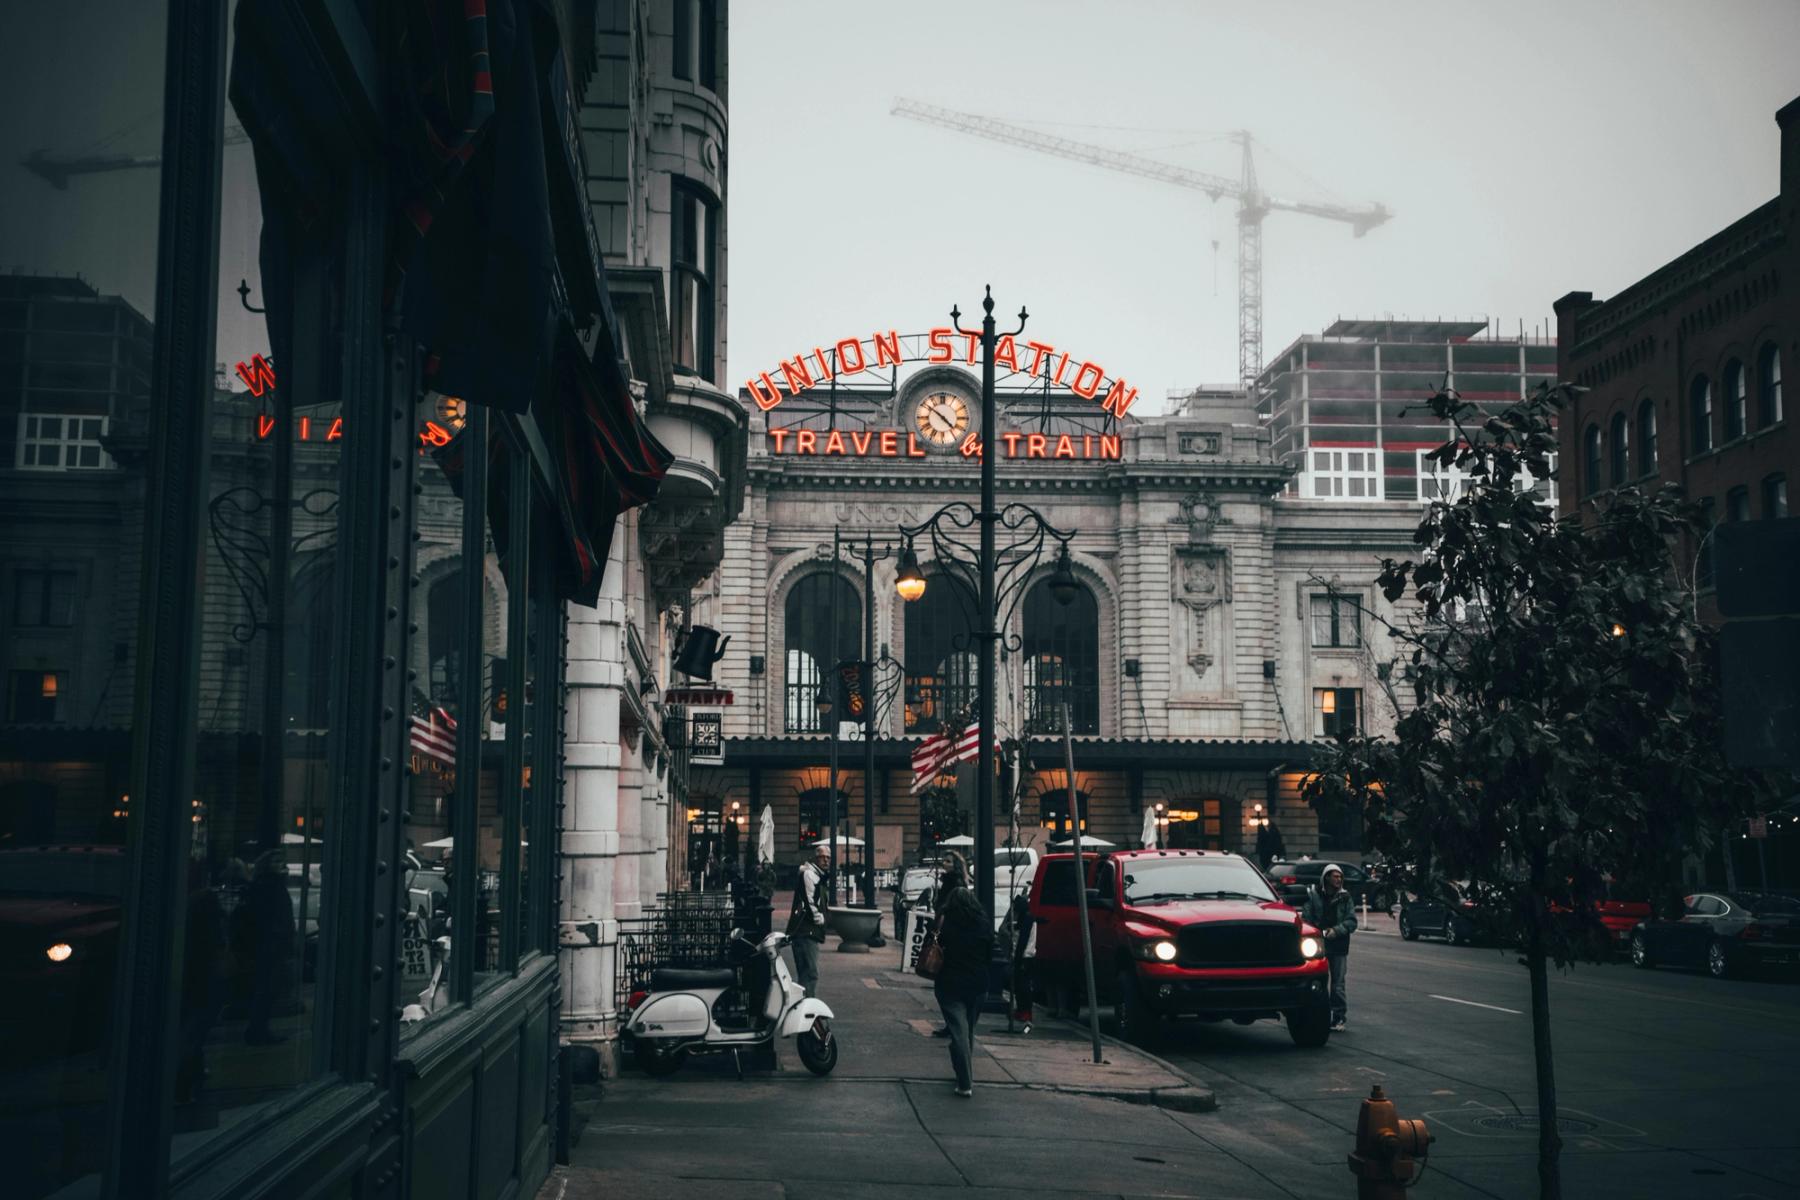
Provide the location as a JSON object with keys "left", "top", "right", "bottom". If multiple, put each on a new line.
{"left": 1121, "top": 859, "right": 1277, "bottom": 905}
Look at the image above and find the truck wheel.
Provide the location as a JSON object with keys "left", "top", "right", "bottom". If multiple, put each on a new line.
{"left": 1114, "top": 969, "right": 1160, "bottom": 1048}
{"left": 633, "top": 1040, "right": 686, "bottom": 1077}
{"left": 1286, "top": 1003, "right": 1330, "bottom": 1048}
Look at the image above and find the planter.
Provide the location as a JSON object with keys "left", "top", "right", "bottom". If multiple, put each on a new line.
{"left": 825, "top": 906, "right": 883, "bottom": 952}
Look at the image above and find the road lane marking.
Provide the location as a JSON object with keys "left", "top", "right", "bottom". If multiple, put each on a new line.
{"left": 1428, "top": 993, "right": 1521, "bottom": 1014}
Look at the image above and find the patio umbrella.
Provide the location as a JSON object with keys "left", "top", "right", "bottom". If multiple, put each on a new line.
{"left": 813, "top": 835, "right": 865, "bottom": 848}
{"left": 1050, "top": 835, "right": 1115, "bottom": 849}
{"left": 422, "top": 836, "right": 456, "bottom": 850}
{"left": 939, "top": 834, "right": 975, "bottom": 848}
{"left": 757, "top": 804, "right": 776, "bottom": 866}
{"left": 1140, "top": 808, "right": 1158, "bottom": 849}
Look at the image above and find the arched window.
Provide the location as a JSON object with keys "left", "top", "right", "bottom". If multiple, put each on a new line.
{"left": 903, "top": 573, "right": 976, "bottom": 734}
{"left": 1724, "top": 360, "right": 1747, "bottom": 441}
{"left": 1608, "top": 412, "right": 1629, "bottom": 487}
{"left": 1582, "top": 424, "right": 1601, "bottom": 496}
{"left": 1022, "top": 577, "right": 1099, "bottom": 734}
{"left": 784, "top": 572, "right": 860, "bottom": 733}
{"left": 1690, "top": 376, "right": 1713, "bottom": 453}
{"left": 1759, "top": 343, "right": 1783, "bottom": 427}
{"left": 1636, "top": 399, "right": 1657, "bottom": 477}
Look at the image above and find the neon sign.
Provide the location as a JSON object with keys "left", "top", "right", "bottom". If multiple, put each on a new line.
{"left": 249, "top": 417, "right": 459, "bottom": 451}
{"left": 236, "top": 355, "right": 277, "bottom": 397}
{"left": 767, "top": 428, "right": 1122, "bottom": 461}
{"left": 745, "top": 329, "right": 1139, "bottom": 420}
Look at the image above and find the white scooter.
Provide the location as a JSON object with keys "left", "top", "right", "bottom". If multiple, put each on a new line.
{"left": 623, "top": 928, "right": 837, "bottom": 1077}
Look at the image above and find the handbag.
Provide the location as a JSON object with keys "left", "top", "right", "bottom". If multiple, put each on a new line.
{"left": 914, "top": 929, "right": 944, "bottom": 980}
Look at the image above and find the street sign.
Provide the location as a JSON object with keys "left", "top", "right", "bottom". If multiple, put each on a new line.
{"left": 690, "top": 712, "right": 724, "bottom": 765}
{"left": 666, "top": 687, "right": 734, "bottom": 707}
{"left": 1748, "top": 816, "right": 1768, "bottom": 839}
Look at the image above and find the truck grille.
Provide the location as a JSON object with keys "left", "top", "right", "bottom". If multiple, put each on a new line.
{"left": 1177, "top": 923, "right": 1301, "bottom": 967}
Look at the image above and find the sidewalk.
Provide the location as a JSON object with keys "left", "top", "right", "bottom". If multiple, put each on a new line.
{"left": 537, "top": 931, "right": 1273, "bottom": 1200}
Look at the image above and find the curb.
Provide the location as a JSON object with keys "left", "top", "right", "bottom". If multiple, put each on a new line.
{"left": 1048, "top": 1016, "right": 1219, "bottom": 1114}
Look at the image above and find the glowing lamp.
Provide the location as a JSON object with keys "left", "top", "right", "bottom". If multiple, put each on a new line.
{"left": 895, "top": 542, "right": 926, "bottom": 602}
{"left": 47, "top": 943, "right": 73, "bottom": 963}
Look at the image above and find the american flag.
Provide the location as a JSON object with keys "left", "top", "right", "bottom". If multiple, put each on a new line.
{"left": 910, "top": 722, "right": 998, "bottom": 793}
{"left": 410, "top": 704, "right": 459, "bottom": 763}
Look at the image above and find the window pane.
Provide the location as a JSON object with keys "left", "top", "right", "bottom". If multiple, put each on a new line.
{"left": 402, "top": 411, "right": 470, "bottom": 1028}
{"left": 1022, "top": 579, "right": 1098, "bottom": 734}
{"left": 904, "top": 573, "right": 975, "bottom": 734}
{"left": 0, "top": 0, "right": 167, "bottom": 1189}
{"left": 475, "top": 469, "right": 511, "bottom": 983}
{"left": 783, "top": 572, "right": 860, "bottom": 733}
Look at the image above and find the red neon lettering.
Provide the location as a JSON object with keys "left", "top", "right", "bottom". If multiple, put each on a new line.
{"left": 1100, "top": 435, "right": 1121, "bottom": 460}
{"left": 1053, "top": 353, "right": 1071, "bottom": 385}
{"left": 813, "top": 347, "right": 833, "bottom": 380}
{"left": 1023, "top": 340, "right": 1055, "bottom": 375}
{"left": 1071, "top": 362, "right": 1104, "bottom": 399}
{"left": 1053, "top": 434, "right": 1075, "bottom": 459}
{"left": 235, "top": 354, "right": 277, "bottom": 397}
{"left": 796, "top": 430, "right": 817, "bottom": 454}
{"left": 926, "top": 328, "right": 954, "bottom": 363}
{"left": 769, "top": 429, "right": 789, "bottom": 453}
{"left": 851, "top": 431, "right": 873, "bottom": 455}
{"left": 872, "top": 330, "right": 902, "bottom": 368}
{"left": 836, "top": 338, "right": 866, "bottom": 375}
{"left": 747, "top": 374, "right": 783, "bottom": 411}
{"left": 1026, "top": 433, "right": 1048, "bottom": 459}
{"left": 962, "top": 330, "right": 979, "bottom": 365}
{"left": 1002, "top": 432, "right": 1023, "bottom": 457}
{"left": 299, "top": 416, "right": 311, "bottom": 442}
{"left": 960, "top": 434, "right": 982, "bottom": 459}
{"left": 994, "top": 335, "right": 1018, "bottom": 372}
{"left": 879, "top": 431, "right": 899, "bottom": 456}
{"left": 1101, "top": 379, "right": 1138, "bottom": 418}
{"left": 1083, "top": 435, "right": 1093, "bottom": 458}
{"left": 326, "top": 417, "right": 344, "bottom": 441}
{"left": 824, "top": 430, "right": 847, "bottom": 455}
{"left": 779, "top": 355, "right": 815, "bottom": 396}
{"left": 419, "top": 421, "right": 453, "bottom": 448}
{"left": 257, "top": 413, "right": 276, "bottom": 440}
{"left": 906, "top": 432, "right": 926, "bottom": 457}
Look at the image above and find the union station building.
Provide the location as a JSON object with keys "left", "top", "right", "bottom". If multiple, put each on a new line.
{"left": 683, "top": 345, "right": 1427, "bottom": 880}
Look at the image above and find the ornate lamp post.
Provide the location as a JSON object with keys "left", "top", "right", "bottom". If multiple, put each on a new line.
{"left": 895, "top": 288, "right": 1080, "bottom": 923}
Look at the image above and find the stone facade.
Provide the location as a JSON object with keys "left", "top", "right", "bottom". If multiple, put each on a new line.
{"left": 690, "top": 368, "right": 1420, "bottom": 883}
{"left": 559, "top": 0, "right": 747, "bottom": 1071}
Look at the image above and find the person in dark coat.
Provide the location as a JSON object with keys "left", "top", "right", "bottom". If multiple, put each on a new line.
{"left": 1255, "top": 819, "right": 1287, "bottom": 871}
{"left": 931, "top": 853, "right": 993, "bottom": 1097}
{"left": 1301, "top": 863, "right": 1357, "bottom": 1031}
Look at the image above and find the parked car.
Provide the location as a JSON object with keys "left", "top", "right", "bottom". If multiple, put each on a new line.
{"left": 1630, "top": 891, "right": 1800, "bottom": 978}
{"left": 1027, "top": 849, "right": 1332, "bottom": 1048}
{"left": 893, "top": 865, "right": 938, "bottom": 927}
{"left": 1399, "top": 881, "right": 1489, "bottom": 944}
{"left": 1268, "top": 860, "right": 1393, "bottom": 913}
{"left": 1546, "top": 878, "right": 1651, "bottom": 956}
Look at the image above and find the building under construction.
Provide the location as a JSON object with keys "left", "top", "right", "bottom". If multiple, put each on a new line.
{"left": 1254, "top": 319, "right": 1559, "bottom": 503}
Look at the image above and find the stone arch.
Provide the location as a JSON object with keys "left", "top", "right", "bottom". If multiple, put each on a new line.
{"left": 768, "top": 550, "right": 864, "bottom": 736}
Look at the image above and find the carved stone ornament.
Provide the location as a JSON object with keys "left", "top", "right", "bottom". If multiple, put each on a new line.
{"left": 1172, "top": 491, "right": 1225, "bottom": 544}
{"left": 1174, "top": 546, "right": 1231, "bottom": 675}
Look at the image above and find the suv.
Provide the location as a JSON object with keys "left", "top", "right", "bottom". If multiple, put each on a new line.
{"left": 1027, "top": 849, "right": 1333, "bottom": 1047}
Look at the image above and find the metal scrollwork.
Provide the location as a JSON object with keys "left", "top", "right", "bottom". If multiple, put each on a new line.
{"left": 899, "top": 501, "right": 1076, "bottom": 655}
{"left": 206, "top": 486, "right": 341, "bottom": 643}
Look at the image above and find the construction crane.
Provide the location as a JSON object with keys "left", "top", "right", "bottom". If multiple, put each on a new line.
{"left": 892, "top": 98, "right": 1391, "bottom": 388}
{"left": 22, "top": 126, "right": 250, "bottom": 190}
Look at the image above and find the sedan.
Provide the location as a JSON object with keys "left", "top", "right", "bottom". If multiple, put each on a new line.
{"left": 1399, "top": 881, "right": 1487, "bottom": 945}
{"left": 1630, "top": 891, "right": 1800, "bottom": 978}
{"left": 1268, "top": 860, "right": 1394, "bottom": 913}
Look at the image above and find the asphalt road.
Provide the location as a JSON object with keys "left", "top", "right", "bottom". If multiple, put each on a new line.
{"left": 1134, "top": 921, "right": 1800, "bottom": 1199}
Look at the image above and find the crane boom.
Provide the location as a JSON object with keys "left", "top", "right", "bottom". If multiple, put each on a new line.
{"left": 891, "top": 97, "right": 1390, "bottom": 386}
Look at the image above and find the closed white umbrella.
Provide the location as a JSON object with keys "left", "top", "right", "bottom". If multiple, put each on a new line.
{"left": 757, "top": 804, "right": 776, "bottom": 866}
{"left": 1140, "top": 808, "right": 1158, "bottom": 849}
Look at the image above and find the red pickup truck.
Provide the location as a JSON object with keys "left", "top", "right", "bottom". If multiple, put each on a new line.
{"left": 1026, "top": 849, "right": 1333, "bottom": 1047}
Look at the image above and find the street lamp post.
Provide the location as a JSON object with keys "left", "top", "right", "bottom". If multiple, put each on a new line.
{"left": 895, "top": 287, "right": 1082, "bottom": 924}
{"left": 847, "top": 533, "right": 904, "bottom": 934}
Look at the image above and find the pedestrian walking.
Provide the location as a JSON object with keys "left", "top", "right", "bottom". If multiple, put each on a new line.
{"left": 1302, "top": 862, "right": 1357, "bottom": 1031}
{"left": 1006, "top": 892, "right": 1037, "bottom": 1033}
{"left": 931, "top": 853, "right": 993, "bottom": 1097}
{"left": 1255, "top": 818, "right": 1286, "bottom": 871}
{"left": 787, "top": 843, "right": 830, "bottom": 997}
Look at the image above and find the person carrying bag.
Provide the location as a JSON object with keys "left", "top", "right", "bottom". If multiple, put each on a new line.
{"left": 929, "top": 853, "right": 992, "bottom": 1098}
{"left": 786, "top": 844, "right": 829, "bottom": 997}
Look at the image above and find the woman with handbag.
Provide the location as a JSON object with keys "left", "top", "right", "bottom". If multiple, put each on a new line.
{"left": 928, "top": 853, "right": 992, "bottom": 1098}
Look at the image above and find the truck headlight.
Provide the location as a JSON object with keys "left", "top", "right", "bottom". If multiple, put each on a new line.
{"left": 1150, "top": 940, "right": 1177, "bottom": 962}
{"left": 1300, "top": 935, "right": 1322, "bottom": 959}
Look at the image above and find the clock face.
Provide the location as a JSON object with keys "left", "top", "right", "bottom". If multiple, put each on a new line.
{"left": 913, "top": 390, "right": 971, "bottom": 447}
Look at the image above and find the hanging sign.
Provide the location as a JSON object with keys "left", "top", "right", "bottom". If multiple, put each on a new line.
{"left": 690, "top": 712, "right": 725, "bottom": 765}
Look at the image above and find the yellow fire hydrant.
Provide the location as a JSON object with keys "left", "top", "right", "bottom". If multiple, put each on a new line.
{"left": 1348, "top": 1085, "right": 1431, "bottom": 1198}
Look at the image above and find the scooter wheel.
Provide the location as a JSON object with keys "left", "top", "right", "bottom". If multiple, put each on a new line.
{"left": 796, "top": 1023, "right": 837, "bottom": 1076}
{"left": 634, "top": 1040, "right": 686, "bottom": 1077}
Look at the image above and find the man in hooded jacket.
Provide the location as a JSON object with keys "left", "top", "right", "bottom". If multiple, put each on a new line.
{"left": 1301, "top": 863, "right": 1356, "bottom": 1031}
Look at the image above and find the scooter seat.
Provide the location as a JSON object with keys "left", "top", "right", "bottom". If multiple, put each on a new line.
{"left": 650, "top": 967, "right": 736, "bottom": 991}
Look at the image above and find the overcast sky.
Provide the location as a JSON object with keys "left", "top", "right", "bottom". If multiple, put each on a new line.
{"left": 730, "top": 0, "right": 1800, "bottom": 413}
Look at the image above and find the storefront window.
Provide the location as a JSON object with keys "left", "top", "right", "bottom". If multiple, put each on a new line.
{"left": 475, "top": 456, "right": 512, "bottom": 984}
{"left": 0, "top": 5, "right": 167, "bottom": 1194}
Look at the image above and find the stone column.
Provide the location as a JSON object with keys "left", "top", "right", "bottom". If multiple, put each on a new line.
{"left": 559, "top": 514, "right": 627, "bottom": 1069}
